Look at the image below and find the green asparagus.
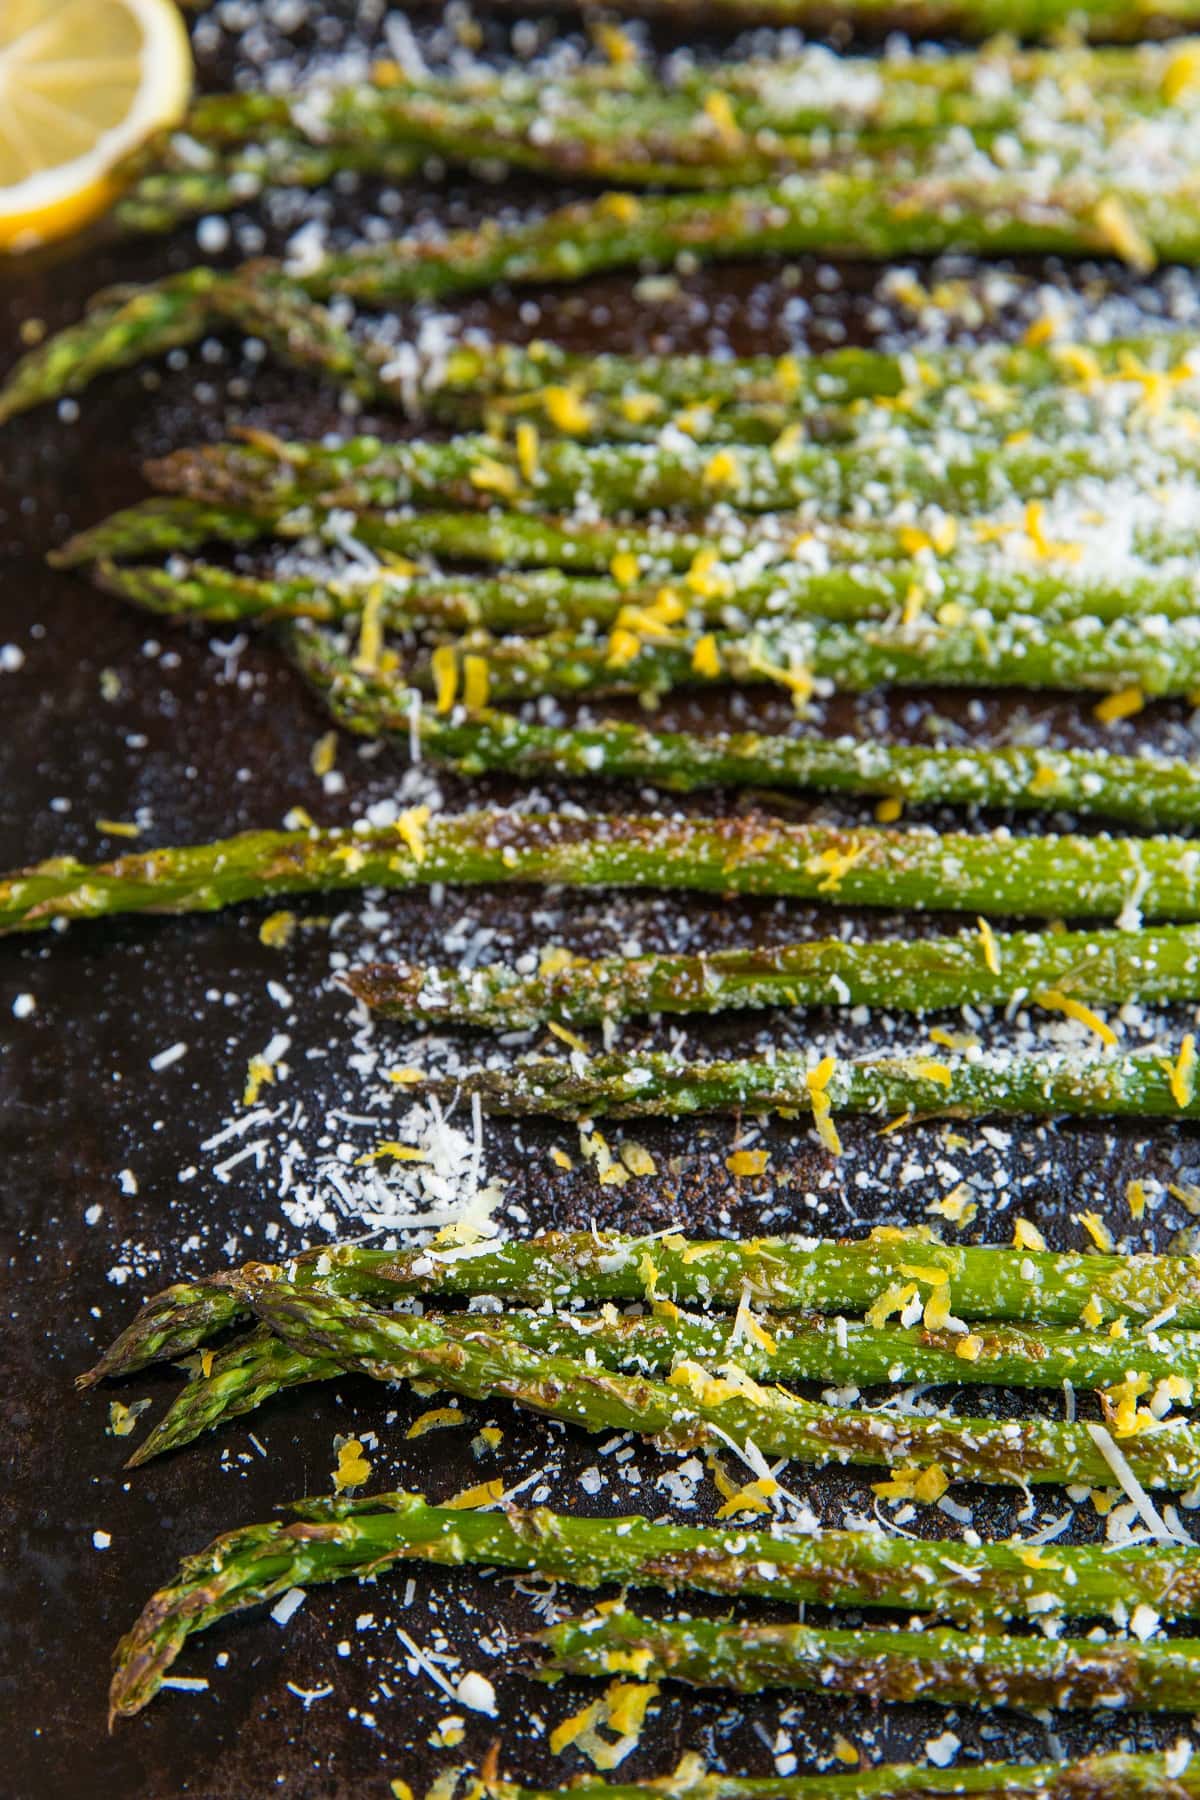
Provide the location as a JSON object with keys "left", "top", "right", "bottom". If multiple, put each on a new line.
{"left": 13, "top": 811, "right": 1200, "bottom": 939}
{"left": 245, "top": 1279, "right": 1200, "bottom": 1495}
{"left": 147, "top": 427, "right": 1200, "bottom": 523}
{"left": 6, "top": 170, "right": 1198, "bottom": 421}
{"left": 105, "top": 1491, "right": 1200, "bottom": 1720}
{"left": 101, "top": 542, "right": 1200, "bottom": 635}
{"left": 473, "top": 1754, "right": 1200, "bottom": 1800}
{"left": 536, "top": 1608, "right": 1200, "bottom": 1710}
{"left": 347, "top": 921, "right": 1200, "bottom": 1029}
{"left": 306, "top": 609, "right": 1200, "bottom": 703}
{"left": 320, "top": 687, "right": 1200, "bottom": 827}
{"left": 82, "top": 1227, "right": 1200, "bottom": 1386}
{"left": 429, "top": 1045, "right": 1200, "bottom": 1122}
{"left": 134, "top": 1302, "right": 1200, "bottom": 1466}
{"left": 589, "top": 0, "right": 1200, "bottom": 41}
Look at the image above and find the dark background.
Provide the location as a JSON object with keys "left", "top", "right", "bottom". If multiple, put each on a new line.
{"left": 4, "top": 6, "right": 1200, "bottom": 1797}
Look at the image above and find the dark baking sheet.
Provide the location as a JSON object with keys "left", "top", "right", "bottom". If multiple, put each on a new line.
{"left": 5, "top": 8, "right": 1200, "bottom": 1798}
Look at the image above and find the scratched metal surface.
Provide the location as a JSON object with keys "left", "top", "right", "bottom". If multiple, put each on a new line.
{"left": 4, "top": 7, "right": 1200, "bottom": 1799}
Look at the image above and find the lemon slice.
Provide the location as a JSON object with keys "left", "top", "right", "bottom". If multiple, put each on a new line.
{"left": 0, "top": 0, "right": 192, "bottom": 252}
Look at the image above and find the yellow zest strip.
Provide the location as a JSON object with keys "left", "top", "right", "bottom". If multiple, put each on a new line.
{"left": 1013, "top": 1216, "right": 1047, "bottom": 1251}
{"left": 872, "top": 1462, "right": 949, "bottom": 1504}
{"left": 443, "top": 1478, "right": 506, "bottom": 1511}
{"left": 915, "top": 1060, "right": 953, "bottom": 1088}
{"left": 726, "top": 1148, "right": 770, "bottom": 1176}
{"left": 396, "top": 804, "right": 430, "bottom": 864}
{"left": 431, "top": 644, "right": 458, "bottom": 714}
{"left": 806, "top": 1055, "right": 842, "bottom": 1155}
{"left": 515, "top": 420, "right": 540, "bottom": 483}
{"left": 548, "top": 1019, "right": 591, "bottom": 1057}
{"left": 462, "top": 653, "right": 490, "bottom": 712}
{"left": 1094, "top": 195, "right": 1155, "bottom": 273}
{"left": 310, "top": 730, "right": 338, "bottom": 777}
{"left": 543, "top": 386, "right": 594, "bottom": 434}
{"left": 1074, "top": 1210, "right": 1115, "bottom": 1252}
{"left": 715, "top": 1475, "right": 778, "bottom": 1518}
{"left": 406, "top": 1407, "right": 464, "bottom": 1439}
{"left": 692, "top": 633, "right": 722, "bottom": 678}
{"left": 976, "top": 915, "right": 1000, "bottom": 975}
{"left": 333, "top": 1437, "right": 372, "bottom": 1491}
{"left": 354, "top": 1141, "right": 429, "bottom": 1165}
{"left": 1035, "top": 988, "right": 1117, "bottom": 1048}
{"left": 1161, "top": 1034, "right": 1197, "bottom": 1109}
{"left": 1093, "top": 685, "right": 1145, "bottom": 726}
{"left": 610, "top": 550, "right": 641, "bottom": 587}
{"left": 354, "top": 582, "right": 386, "bottom": 674}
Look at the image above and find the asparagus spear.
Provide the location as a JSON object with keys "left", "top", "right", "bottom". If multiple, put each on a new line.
{"left": 596, "top": 0, "right": 1200, "bottom": 40}
{"left": 321, "top": 688, "right": 1200, "bottom": 827}
{"left": 347, "top": 920, "right": 1200, "bottom": 1029}
{"left": 537, "top": 1608, "right": 1200, "bottom": 1711}
{"left": 147, "top": 427, "right": 1200, "bottom": 522}
{"left": 422, "top": 332, "right": 1200, "bottom": 418}
{"left": 429, "top": 1045, "right": 1200, "bottom": 1121}
{"left": 104, "top": 1491, "right": 1200, "bottom": 1720}
{"left": 312, "top": 610, "right": 1200, "bottom": 704}
{"left": 55, "top": 485, "right": 1200, "bottom": 579}
{"left": 53, "top": 497, "right": 710, "bottom": 573}
{"left": 135, "top": 1302, "right": 1200, "bottom": 1466}
{"left": 13, "top": 811, "right": 1200, "bottom": 940}
{"left": 245, "top": 1279, "right": 1200, "bottom": 1495}
{"left": 6, "top": 169, "right": 1197, "bottom": 421}
{"left": 113, "top": 143, "right": 422, "bottom": 235}
{"left": 476, "top": 1754, "right": 1200, "bottom": 1800}
{"left": 82, "top": 1228, "right": 1200, "bottom": 1386}
{"left": 94, "top": 541, "right": 1200, "bottom": 634}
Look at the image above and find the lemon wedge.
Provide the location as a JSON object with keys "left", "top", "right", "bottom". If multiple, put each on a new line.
{"left": 0, "top": 0, "right": 192, "bottom": 252}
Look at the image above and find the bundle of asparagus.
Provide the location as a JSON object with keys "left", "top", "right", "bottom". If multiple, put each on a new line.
{"left": 84, "top": 1229, "right": 1200, "bottom": 1384}
{"left": 124, "top": 1283, "right": 1200, "bottom": 1466}
{"left": 114, "top": 38, "right": 1200, "bottom": 231}
{"left": 3, "top": 168, "right": 1196, "bottom": 424}
{"left": 107, "top": 1491, "right": 1200, "bottom": 1718}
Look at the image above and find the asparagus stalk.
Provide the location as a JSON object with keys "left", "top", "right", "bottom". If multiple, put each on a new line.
{"left": 536, "top": 1608, "right": 1200, "bottom": 1711}
{"left": 7, "top": 169, "right": 1198, "bottom": 422}
{"left": 105, "top": 1491, "right": 1200, "bottom": 1721}
{"left": 81, "top": 1228, "right": 1200, "bottom": 1386}
{"left": 595, "top": 0, "right": 1200, "bottom": 40}
{"left": 422, "top": 332, "right": 1200, "bottom": 419}
{"left": 143, "top": 41, "right": 1200, "bottom": 156}
{"left": 321, "top": 688, "right": 1200, "bottom": 827}
{"left": 54, "top": 486, "right": 1200, "bottom": 579}
{"left": 147, "top": 427, "right": 1200, "bottom": 522}
{"left": 313, "top": 610, "right": 1200, "bottom": 704}
{"left": 429, "top": 1045, "right": 1200, "bottom": 1121}
{"left": 346, "top": 921, "right": 1200, "bottom": 1028}
{"left": 245, "top": 1279, "right": 1200, "bottom": 1497}
{"left": 477, "top": 1754, "right": 1200, "bottom": 1800}
{"left": 52, "top": 497, "right": 712, "bottom": 573}
{"left": 93, "top": 540, "right": 1200, "bottom": 634}
{"left": 135, "top": 1303, "right": 1200, "bottom": 1466}
{"left": 113, "top": 143, "right": 422, "bottom": 235}
{"left": 11, "top": 812, "right": 1200, "bottom": 941}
